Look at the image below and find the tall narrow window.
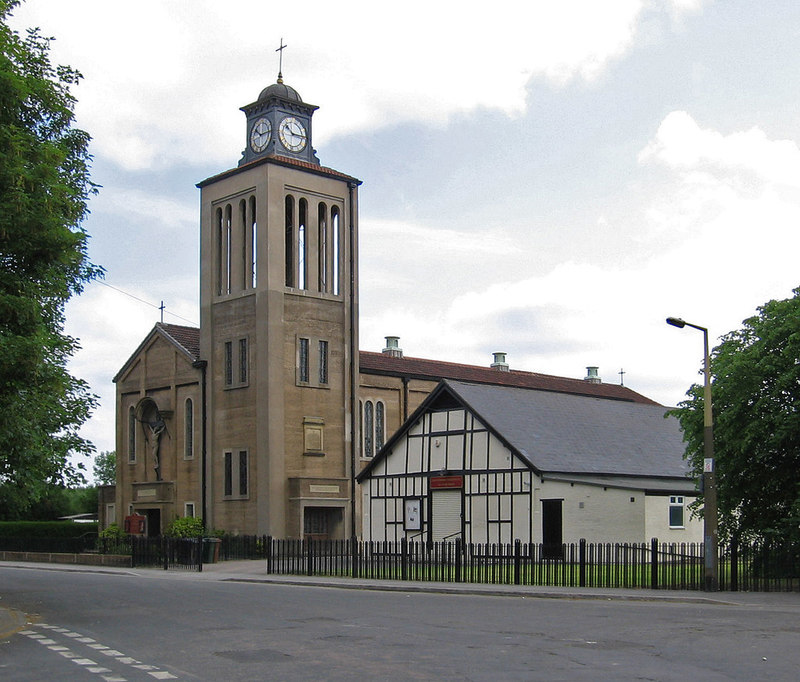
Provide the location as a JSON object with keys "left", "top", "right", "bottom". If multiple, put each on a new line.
{"left": 224, "top": 341, "right": 233, "bottom": 386}
{"left": 319, "top": 340, "right": 329, "bottom": 384}
{"left": 239, "top": 338, "right": 248, "bottom": 384}
{"left": 224, "top": 204, "right": 232, "bottom": 294}
{"left": 184, "top": 398, "right": 193, "bottom": 459}
{"left": 299, "top": 337, "right": 309, "bottom": 383}
{"left": 318, "top": 203, "right": 327, "bottom": 292}
{"left": 669, "top": 496, "right": 685, "bottom": 528}
{"left": 375, "top": 401, "right": 385, "bottom": 452}
{"left": 298, "top": 198, "right": 307, "bottom": 290}
{"left": 215, "top": 207, "right": 223, "bottom": 296}
{"left": 128, "top": 406, "right": 136, "bottom": 462}
{"left": 239, "top": 450, "right": 248, "bottom": 496}
{"left": 224, "top": 451, "right": 233, "bottom": 497}
{"left": 364, "top": 400, "right": 374, "bottom": 458}
{"left": 250, "top": 196, "right": 257, "bottom": 288}
{"left": 332, "top": 206, "right": 340, "bottom": 296}
{"left": 285, "top": 195, "right": 294, "bottom": 287}
{"left": 240, "top": 199, "right": 248, "bottom": 291}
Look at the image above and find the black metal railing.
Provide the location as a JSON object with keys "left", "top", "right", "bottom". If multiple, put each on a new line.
{"left": 263, "top": 537, "right": 799, "bottom": 592}
{"left": 130, "top": 536, "right": 203, "bottom": 571}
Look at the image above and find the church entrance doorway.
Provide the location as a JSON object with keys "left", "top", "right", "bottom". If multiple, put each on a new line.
{"left": 143, "top": 508, "right": 161, "bottom": 537}
{"left": 303, "top": 507, "right": 342, "bottom": 541}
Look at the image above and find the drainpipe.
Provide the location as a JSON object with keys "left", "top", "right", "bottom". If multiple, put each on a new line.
{"left": 348, "top": 181, "right": 358, "bottom": 539}
{"left": 192, "top": 359, "right": 208, "bottom": 529}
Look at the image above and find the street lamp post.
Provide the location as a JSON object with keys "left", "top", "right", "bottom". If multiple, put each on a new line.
{"left": 666, "top": 316, "right": 719, "bottom": 591}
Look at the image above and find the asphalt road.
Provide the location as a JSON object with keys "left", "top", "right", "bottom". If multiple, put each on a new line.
{"left": 1, "top": 563, "right": 799, "bottom": 681}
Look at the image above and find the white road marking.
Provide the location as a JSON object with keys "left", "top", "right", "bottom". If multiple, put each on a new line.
{"left": 26, "top": 623, "right": 180, "bottom": 680}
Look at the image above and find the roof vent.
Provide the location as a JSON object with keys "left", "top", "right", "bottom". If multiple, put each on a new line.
{"left": 491, "top": 352, "right": 509, "bottom": 372}
{"left": 382, "top": 336, "right": 403, "bottom": 358}
{"left": 584, "top": 366, "right": 602, "bottom": 384}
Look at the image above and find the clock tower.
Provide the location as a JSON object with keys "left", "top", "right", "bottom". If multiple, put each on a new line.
{"left": 239, "top": 76, "right": 320, "bottom": 166}
{"left": 198, "top": 74, "right": 360, "bottom": 539}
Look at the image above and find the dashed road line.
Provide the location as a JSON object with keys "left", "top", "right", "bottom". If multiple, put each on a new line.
{"left": 20, "top": 623, "right": 178, "bottom": 679}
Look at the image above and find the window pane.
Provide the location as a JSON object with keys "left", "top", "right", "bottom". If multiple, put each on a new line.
{"left": 299, "top": 338, "right": 309, "bottom": 383}
{"left": 319, "top": 340, "right": 328, "bottom": 384}
{"left": 224, "top": 452, "right": 232, "bottom": 497}
{"left": 375, "top": 401, "right": 385, "bottom": 451}
{"left": 128, "top": 406, "right": 136, "bottom": 462}
{"left": 239, "top": 450, "right": 248, "bottom": 496}
{"left": 669, "top": 504, "right": 684, "bottom": 527}
{"left": 239, "top": 338, "right": 248, "bottom": 384}
{"left": 224, "top": 341, "right": 232, "bottom": 386}
{"left": 185, "top": 399, "right": 193, "bottom": 458}
{"left": 364, "top": 401, "right": 374, "bottom": 458}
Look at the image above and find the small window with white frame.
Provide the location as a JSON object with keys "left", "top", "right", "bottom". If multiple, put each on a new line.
{"left": 184, "top": 502, "right": 196, "bottom": 518}
{"left": 669, "top": 496, "right": 685, "bottom": 528}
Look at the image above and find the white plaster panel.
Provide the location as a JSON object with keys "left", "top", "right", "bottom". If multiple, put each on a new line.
{"left": 406, "top": 437, "right": 423, "bottom": 473}
{"left": 428, "top": 437, "right": 446, "bottom": 471}
{"left": 470, "top": 431, "right": 489, "bottom": 469}
{"left": 487, "top": 434, "right": 513, "bottom": 470}
{"left": 446, "top": 434, "right": 465, "bottom": 470}
{"left": 430, "top": 411, "right": 448, "bottom": 432}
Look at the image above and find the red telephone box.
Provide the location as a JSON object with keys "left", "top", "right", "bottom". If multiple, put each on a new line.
{"left": 124, "top": 514, "right": 146, "bottom": 535}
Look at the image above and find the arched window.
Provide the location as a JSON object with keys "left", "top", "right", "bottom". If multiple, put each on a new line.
{"left": 375, "top": 401, "right": 385, "bottom": 452}
{"left": 224, "top": 204, "right": 232, "bottom": 294}
{"left": 285, "top": 195, "right": 294, "bottom": 287}
{"left": 331, "top": 206, "right": 340, "bottom": 296}
{"left": 298, "top": 198, "right": 308, "bottom": 289}
{"left": 250, "top": 196, "right": 257, "bottom": 288}
{"left": 364, "top": 400, "right": 374, "bottom": 458}
{"left": 239, "top": 199, "right": 248, "bottom": 291}
{"left": 215, "top": 207, "right": 223, "bottom": 296}
{"left": 184, "top": 398, "right": 194, "bottom": 459}
{"left": 128, "top": 406, "right": 136, "bottom": 462}
{"left": 318, "top": 202, "right": 327, "bottom": 292}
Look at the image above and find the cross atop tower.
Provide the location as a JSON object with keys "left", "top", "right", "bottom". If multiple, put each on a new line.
{"left": 276, "top": 38, "right": 287, "bottom": 83}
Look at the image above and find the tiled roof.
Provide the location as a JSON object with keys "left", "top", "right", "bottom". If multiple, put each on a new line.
{"left": 197, "top": 154, "right": 361, "bottom": 188}
{"left": 358, "top": 380, "right": 690, "bottom": 482}
{"left": 359, "top": 351, "right": 660, "bottom": 406}
{"left": 158, "top": 323, "right": 200, "bottom": 360}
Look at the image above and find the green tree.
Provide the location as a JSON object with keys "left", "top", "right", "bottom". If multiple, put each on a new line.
{"left": 0, "top": 1, "right": 102, "bottom": 519}
{"left": 672, "top": 286, "right": 800, "bottom": 541}
{"left": 93, "top": 450, "right": 116, "bottom": 486}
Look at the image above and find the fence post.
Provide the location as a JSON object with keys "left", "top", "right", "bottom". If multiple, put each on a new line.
{"left": 401, "top": 537, "right": 408, "bottom": 581}
{"left": 163, "top": 537, "right": 169, "bottom": 571}
{"left": 306, "top": 539, "right": 313, "bottom": 577}
{"left": 579, "top": 539, "right": 587, "bottom": 588}
{"left": 650, "top": 537, "right": 659, "bottom": 589}
{"left": 197, "top": 538, "right": 203, "bottom": 573}
{"left": 455, "top": 538, "right": 462, "bottom": 583}
{"left": 730, "top": 535, "right": 738, "bottom": 592}
{"left": 265, "top": 536, "right": 272, "bottom": 574}
{"left": 350, "top": 535, "right": 359, "bottom": 579}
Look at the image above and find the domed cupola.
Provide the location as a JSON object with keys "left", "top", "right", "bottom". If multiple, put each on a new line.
{"left": 239, "top": 70, "right": 319, "bottom": 167}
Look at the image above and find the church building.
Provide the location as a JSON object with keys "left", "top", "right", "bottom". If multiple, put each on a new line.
{"left": 109, "top": 73, "right": 698, "bottom": 544}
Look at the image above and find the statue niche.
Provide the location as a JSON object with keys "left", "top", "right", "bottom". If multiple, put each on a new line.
{"left": 135, "top": 398, "right": 169, "bottom": 482}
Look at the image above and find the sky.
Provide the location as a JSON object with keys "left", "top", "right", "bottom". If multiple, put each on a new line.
{"left": 8, "top": 0, "right": 800, "bottom": 475}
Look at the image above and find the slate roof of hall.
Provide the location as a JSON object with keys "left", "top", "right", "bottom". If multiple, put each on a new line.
{"left": 358, "top": 380, "right": 692, "bottom": 483}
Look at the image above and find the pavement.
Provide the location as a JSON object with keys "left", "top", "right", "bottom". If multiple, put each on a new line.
{"left": 3, "top": 558, "right": 800, "bottom": 638}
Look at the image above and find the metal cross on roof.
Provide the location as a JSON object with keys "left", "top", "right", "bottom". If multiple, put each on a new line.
{"left": 276, "top": 38, "right": 287, "bottom": 83}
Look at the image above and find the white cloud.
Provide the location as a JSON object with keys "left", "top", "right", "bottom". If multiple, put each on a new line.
{"left": 639, "top": 110, "right": 800, "bottom": 188}
{"left": 10, "top": 0, "right": 691, "bottom": 170}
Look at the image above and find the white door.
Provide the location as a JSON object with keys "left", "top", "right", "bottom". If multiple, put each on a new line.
{"left": 431, "top": 490, "right": 462, "bottom": 541}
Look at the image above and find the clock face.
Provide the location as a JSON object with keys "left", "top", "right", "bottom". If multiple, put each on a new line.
{"left": 250, "top": 117, "right": 271, "bottom": 153}
{"left": 278, "top": 116, "right": 307, "bottom": 152}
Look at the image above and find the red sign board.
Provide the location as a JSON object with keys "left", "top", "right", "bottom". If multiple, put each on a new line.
{"left": 430, "top": 475, "right": 463, "bottom": 490}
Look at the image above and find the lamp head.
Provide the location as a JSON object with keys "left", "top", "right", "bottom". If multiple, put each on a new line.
{"left": 666, "top": 317, "right": 686, "bottom": 329}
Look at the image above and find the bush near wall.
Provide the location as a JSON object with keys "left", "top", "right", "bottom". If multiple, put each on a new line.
{"left": 0, "top": 521, "right": 98, "bottom": 538}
